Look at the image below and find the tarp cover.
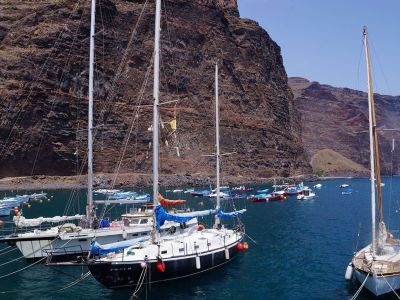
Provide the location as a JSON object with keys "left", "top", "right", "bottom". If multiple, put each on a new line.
{"left": 217, "top": 208, "right": 246, "bottom": 219}
{"left": 154, "top": 205, "right": 193, "bottom": 229}
{"left": 90, "top": 237, "right": 147, "bottom": 255}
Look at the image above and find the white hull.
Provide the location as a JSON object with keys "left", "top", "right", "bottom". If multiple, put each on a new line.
{"left": 12, "top": 219, "right": 197, "bottom": 260}
{"left": 353, "top": 268, "right": 400, "bottom": 296}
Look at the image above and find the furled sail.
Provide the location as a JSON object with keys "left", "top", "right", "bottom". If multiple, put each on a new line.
{"left": 13, "top": 215, "right": 84, "bottom": 227}
{"left": 174, "top": 209, "right": 216, "bottom": 218}
{"left": 90, "top": 237, "right": 147, "bottom": 255}
{"left": 158, "top": 194, "right": 186, "bottom": 207}
{"left": 217, "top": 208, "right": 246, "bottom": 219}
{"left": 154, "top": 205, "right": 193, "bottom": 229}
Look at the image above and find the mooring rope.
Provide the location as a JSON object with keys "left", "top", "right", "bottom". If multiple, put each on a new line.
{"left": 130, "top": 262, "right": 148, "bottom": 300}
{"left": 350, "top": 272, "right": 369, "bottom": 300}
{"left": 380, "top": 274, "right": 400, "bottom": 299}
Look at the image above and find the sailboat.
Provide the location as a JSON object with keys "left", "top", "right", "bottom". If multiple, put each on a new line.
{"left": 86, "top": 2, "right": 247, "bottom": 287}
{"left": 345, "top": 26, "right": 400, "bottom": 296}
{"left": 0, "top": 0, "right": 196, "bottom": 262}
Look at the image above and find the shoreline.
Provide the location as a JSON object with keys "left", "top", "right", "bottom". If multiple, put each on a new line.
{"left": 0, "top": 172, "right": 367, "bottom": 192}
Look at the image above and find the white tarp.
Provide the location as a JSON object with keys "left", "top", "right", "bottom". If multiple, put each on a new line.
{"left": 13, "top": 214, "right": 84, "bottom": 228}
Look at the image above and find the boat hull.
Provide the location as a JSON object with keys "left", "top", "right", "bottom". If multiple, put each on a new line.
{"left": 88, "top": 240, "right": 241, "bottom": 289}
{"left": 2, "top": 220, "right": 197, "bottom": 262}
{"left": 353, "top": 268, "right": 400, "bottom": 296}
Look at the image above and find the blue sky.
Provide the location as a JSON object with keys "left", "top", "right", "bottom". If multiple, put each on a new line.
{"left": 237, "top": 0, "right": 400, "bottom": 96}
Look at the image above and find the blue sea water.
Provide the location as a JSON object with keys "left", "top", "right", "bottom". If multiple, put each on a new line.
{"left": 1, "top": 178, "right": 400, "bottom": 299}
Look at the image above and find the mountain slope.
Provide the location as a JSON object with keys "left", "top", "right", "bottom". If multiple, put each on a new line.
{"left": 290, "top": 77, "right": 400, "bottom": 175}
{"left": 0, "top": 0, "right": 309, "bottom": 179}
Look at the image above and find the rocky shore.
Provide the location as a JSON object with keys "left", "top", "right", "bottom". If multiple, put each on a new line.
{"left": 0, "top": 172, "right": 319, "bottom": 192}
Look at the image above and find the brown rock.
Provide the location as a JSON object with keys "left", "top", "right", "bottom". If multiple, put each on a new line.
{"left": 0, "top": 0, "right": 309, "bottom": 180}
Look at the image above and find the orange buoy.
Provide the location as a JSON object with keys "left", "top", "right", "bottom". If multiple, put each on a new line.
{"left": 236, "top": 243, "right": 244, "bottom": 252}
{"left": 197, "top": 224, "right": 205, "bottom": 231}
{"left": 155, "top": 261, "right": 166, "bottom": 272}
{"left": 0, "top": 220, "right": 4, "bottom": 227}
{"left": 243, "top": 242, "right": 249, "bottom": 249}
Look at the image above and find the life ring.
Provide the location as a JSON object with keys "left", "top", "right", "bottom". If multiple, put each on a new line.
{"left": 168, "top": 225, "right": 176, "bottom": 234}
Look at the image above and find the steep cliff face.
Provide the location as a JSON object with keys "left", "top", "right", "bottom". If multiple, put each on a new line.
{"left": 0, "top": 0, "right": 309, "bottom": 179}
{"left": 290, "top": 77, "right": 400, "bottom": 175}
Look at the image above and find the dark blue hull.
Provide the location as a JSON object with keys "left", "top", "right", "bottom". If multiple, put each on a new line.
{"left": 88, "top": 241, "right": 241, "bottom": 289}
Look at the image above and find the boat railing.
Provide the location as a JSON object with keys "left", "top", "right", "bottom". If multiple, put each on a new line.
{"left": 44, "top": 245, "right": 84, "bottom": 264}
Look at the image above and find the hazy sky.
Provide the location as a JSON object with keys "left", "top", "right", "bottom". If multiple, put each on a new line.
{"left": 237, "top": 0, "right": 400, "bottom": 96}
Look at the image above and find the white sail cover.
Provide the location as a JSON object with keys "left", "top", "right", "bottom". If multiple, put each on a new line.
{"left": 174, "top": 209, "right": 216, "bottom": 218}
{"left": 13, "top": 215, "right": 84, "bottom": 228}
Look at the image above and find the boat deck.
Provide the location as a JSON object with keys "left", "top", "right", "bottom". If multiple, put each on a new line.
{"left": 353, "top": 244, "right": 400, "bottom": 275}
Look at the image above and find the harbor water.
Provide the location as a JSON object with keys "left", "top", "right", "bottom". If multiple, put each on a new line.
{"left": 1, "top": 178, "right": 400, "bottom": 299}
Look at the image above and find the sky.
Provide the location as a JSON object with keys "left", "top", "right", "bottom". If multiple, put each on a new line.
{"left": 237, "top": 0, "right": 400, "bottom": 96}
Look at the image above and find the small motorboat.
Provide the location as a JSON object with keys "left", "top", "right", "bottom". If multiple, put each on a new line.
{"left": 284, "top": 186, "right": 302, "bottom": 196}
{"left": 339, "top": 184, "right": 350, "bottom": 188}
{"left": 341, "top": 188, "right": 353, "bottom": 195}
{"left": 232, "top": 186, "right": 253, "bottom": 193}
{"left": 297, "top": 188, "right": 316, "bottom": 200}
{"left": 190, "top": 190, "right": 210, "bottom": 197}
{"left": 313, "top": 184, "right": 322, "bottom": 189}
{"left": 248, "top": 192, "right": 284, "bottom": 202}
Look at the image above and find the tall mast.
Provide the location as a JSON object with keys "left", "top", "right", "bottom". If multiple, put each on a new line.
{"left": 215, "top": 63, "right": 220, "bottom": 226}
{"left": 364, "top": 26, "right": 383, "bottom": 254}
{"left": 153, "top": 0, "right": 161, "bottom": 208}
{"left": 87, "top": 0, "right": 96, "bottom": 226}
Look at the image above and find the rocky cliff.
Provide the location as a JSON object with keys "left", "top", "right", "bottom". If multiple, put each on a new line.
{"left": 0, "top": 0, "right": 309, "bottom": 180}
{"left": 290, "top": 77, "right": 400, "bottom": 175}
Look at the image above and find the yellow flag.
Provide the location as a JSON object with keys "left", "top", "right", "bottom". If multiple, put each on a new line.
{"left": 170, "top": 119, "right": 177, "bottom": 131}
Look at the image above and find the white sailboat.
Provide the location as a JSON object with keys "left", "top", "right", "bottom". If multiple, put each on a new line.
{"left": 86, "top": 2, "right": 247, "bottom": 287}
{"left": 0, "top": 0, "right": 195, "bottom": 262}
{"left": 346, "top": 26, "right": 400, "bottom": 296}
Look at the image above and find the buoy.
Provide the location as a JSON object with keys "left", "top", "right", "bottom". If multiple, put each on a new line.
{"left": 236, "top": 243, "right": 244, "bottom": 252}
{"left": 197, "top": 224, "right": 205, "bottom": 231}
{"left": 155, "top": 261, "right": 166, "bottom": 272}
{"left": 140, "top": 262, "right": 147, "bottom": 269}
{"left": 39, "top": 200, "right": 43, "bottom": 203}
{"left": 122, "top": 230, "right": 128, "bottom": 240}
{"left": 0, "top": 220, "right": 4, "bottom": 227}
{"left": 243, "top": 242, "right": 249, "bottom": 249}
{"left": 195, "top": 256, "right": 201, "bottom": 269}
{"left": 225, "top": 248, "right": 230, "bottom": 260}
{"left": 345, "top": 263, "right": 353, "bottom": 280}
{"left": 47, "top": 199, "right": 51, "bottom": 202}
{"left": 27, "top": 204, "right": 32, "bottom": 208}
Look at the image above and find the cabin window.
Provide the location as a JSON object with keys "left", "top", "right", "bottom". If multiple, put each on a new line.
{"left": 140, "top": 219, "right": 149, "bottom": 224}
{"left": 194, "top": 245, "right": 199, "bottom": 249}
{"left": 132, "top": 233, "right": 139, "bottom": 237}
{"left": 161, "top": 250, "right": 167, "bottom": 254}
{"left": 127, "top": 250, "right": 135, "bottom": 256}
{"left": 179, "top": 248, "right": 184, "bottom": 252}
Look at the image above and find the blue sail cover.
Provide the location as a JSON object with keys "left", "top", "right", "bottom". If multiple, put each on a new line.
{"left": 154, "top": 205, "right": 194, "bottom": 229}
{"left": 90, "top": 237, "right": 146, "bottom": 255}
{"left": 217, "top": 208, "right": 246, "bottom": 219}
